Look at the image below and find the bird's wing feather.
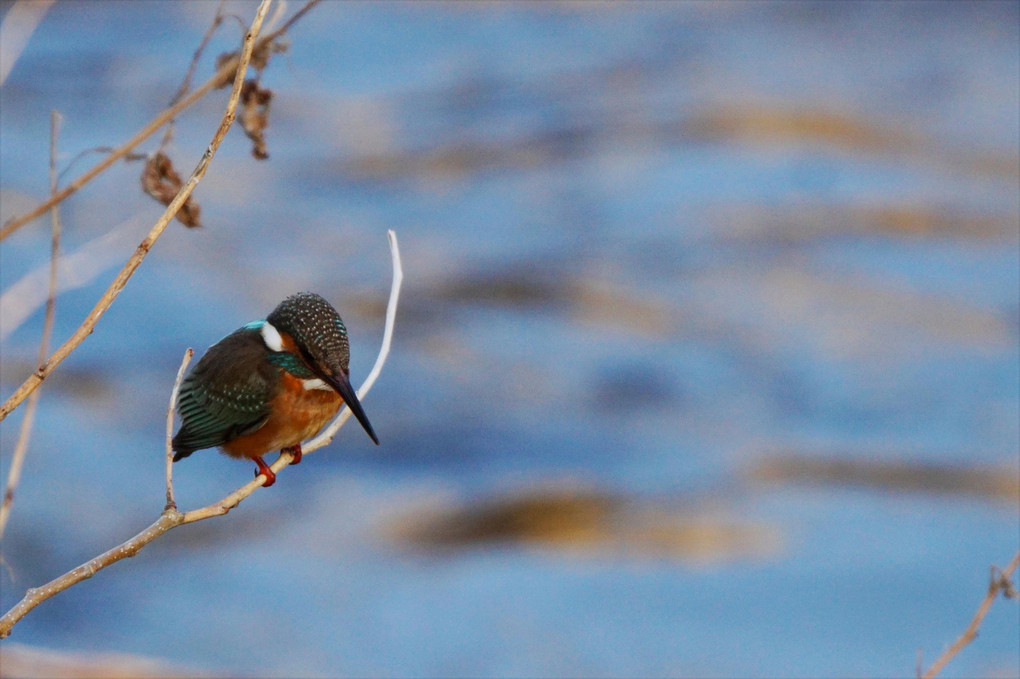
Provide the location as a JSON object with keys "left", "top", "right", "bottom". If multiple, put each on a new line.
{"left": 172, "top": 328, "right": 278, "bottom": 455}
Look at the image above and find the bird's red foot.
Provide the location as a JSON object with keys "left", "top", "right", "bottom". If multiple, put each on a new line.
{"left": 253, "top": 456, "right": 276, "bottom": 487}
{"left": 284, "top": 444, "right": 303, "bottom": 465}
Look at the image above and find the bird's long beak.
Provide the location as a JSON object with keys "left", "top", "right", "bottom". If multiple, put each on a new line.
{"left": 325, "top": 372, "right": 379, "bottom": 445}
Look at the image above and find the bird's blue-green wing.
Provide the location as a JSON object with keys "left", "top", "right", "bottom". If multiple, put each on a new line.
{"left": 172, "top": 328, "right": 278, "bottom": 458}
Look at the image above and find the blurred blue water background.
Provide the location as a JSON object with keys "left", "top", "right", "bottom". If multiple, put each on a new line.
{"left": 1, "top": 1, "right": 1018, "bottom": 677}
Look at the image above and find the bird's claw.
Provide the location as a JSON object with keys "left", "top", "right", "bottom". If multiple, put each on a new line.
{"left": 253, "top": 456, "right": 276, "bottom": 487}
{"left": 285, "top": 444, "right": 303, "bottom": 465}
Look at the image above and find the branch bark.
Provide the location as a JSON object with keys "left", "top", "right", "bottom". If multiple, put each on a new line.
{"left": 0, "top": 0, "right": 274, "bottom": 424}
{"left": 0, "top": 230, "right": 402, "bottom": 638}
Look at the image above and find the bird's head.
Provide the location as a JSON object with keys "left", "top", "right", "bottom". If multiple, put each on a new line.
{"left": 266, "top": 292, "right": 379, "bottom": 444}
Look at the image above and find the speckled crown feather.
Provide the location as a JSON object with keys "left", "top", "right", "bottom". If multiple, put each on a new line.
{"left": 267, "top": 292, "right": 350, "bottom": 372}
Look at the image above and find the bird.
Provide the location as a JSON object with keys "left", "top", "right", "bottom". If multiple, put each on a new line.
{"left": 171, "top": 292, "right": 378, "bottom": 487}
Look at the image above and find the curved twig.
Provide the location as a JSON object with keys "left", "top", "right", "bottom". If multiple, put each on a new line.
{"left": 0, "top": 230, "right": 402, "bottom": 638}
{"left": 304, "top": 229, "right": 403, "bottom": 454}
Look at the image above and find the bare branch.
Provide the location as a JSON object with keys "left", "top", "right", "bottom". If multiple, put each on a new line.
{"left": 0, "top": 230, "right": 403, "bottom": 637}
{"left": 0, "top": 511, "right": 187, "bottom": 635}
{"left": 0, "top": 0, "right": 323, "bottom": 242}
{"left": 0, "top": 0, "right": 275, "bottom": 424}
{"left": 0, "top": 110, "right": 64, "bottom": 541}
{"left": 921, "top": 548, "right": 1020, "bottom": 679}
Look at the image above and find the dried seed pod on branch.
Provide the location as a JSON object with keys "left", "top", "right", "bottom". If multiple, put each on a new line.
{"left": 140, "top": 152, "right": 201, "bottom": 228}
{"left": 240, "top": 79, "right": 273, "bottom": 160}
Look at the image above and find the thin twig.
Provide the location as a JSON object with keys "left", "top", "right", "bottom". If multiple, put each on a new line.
{"left": 0, "top": 0, "right": 274, "bottom": 424}
{"left": 921, "top": 548, "right": 1020, "bottom": 679}
{"left": 0, "top": 229, "right": 403, "bottom": 638}
{"left": 0, "top": 111, "right": 64, "bottom": 542}
{"left": 165, "top": 349, "right": 194, "bottom": 511}
{"left": 158, "top": 0, "right": 229, "bottom": 153}
{"left": 0, "top": 510, "right": 188, "bottom": 637}
{"left": 0, "top": 0, "right": 322, "bottom": 242}
{"left": 56, "top": 147, "right": 148, "bottom": 184}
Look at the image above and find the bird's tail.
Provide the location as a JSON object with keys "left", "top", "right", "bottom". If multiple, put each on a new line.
{"left": 171, "top": 433, "right": 193, "bottom": 462}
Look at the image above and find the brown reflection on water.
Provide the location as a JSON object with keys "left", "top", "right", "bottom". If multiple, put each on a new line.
{"left": 385, "top": 483, "right": 783, "bottom": 565}
{"left": 750, "top": 454, "right": 1020, "bottom": 503}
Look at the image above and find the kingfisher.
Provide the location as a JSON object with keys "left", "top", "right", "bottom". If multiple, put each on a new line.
{"left": 171, "top": 292, "right": 378, "bottom": 487}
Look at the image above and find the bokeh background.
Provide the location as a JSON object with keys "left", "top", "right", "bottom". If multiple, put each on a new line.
{"left": 1, "top": 1, "right": 1018, "bottom": 677}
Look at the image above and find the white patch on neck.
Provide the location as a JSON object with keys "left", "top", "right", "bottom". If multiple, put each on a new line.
{"left": 260, "top": 321, "right": 284, "bottom": 352}
{"left": 302, "top": 378, "right": 331, "bottom": 391}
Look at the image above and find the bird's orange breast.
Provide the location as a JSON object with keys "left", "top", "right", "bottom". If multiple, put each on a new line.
{"left": 221, "top": 372, "right": 342, "bottom": 460}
